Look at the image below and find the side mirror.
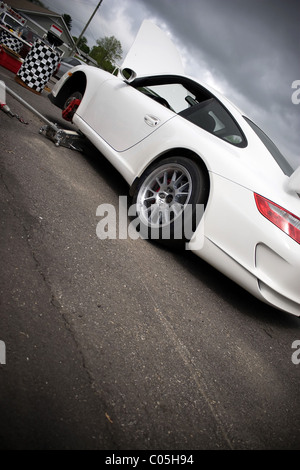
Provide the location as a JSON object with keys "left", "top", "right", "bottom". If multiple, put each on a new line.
{"left": 120, "top": 67, "right": 137, "bottom": 83}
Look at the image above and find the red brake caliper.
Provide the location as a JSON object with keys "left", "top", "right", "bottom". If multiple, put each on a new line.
{"left": 62, "top": 99, "right": 81, "bottom": 122}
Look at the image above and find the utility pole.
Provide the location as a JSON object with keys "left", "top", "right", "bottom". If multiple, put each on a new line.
{"left": 70, "top": 0, "right": 103, "bottom": 56}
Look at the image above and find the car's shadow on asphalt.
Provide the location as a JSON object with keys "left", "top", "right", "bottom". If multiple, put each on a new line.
{"left": 170, "top": 247, "right": 300, "bottom": 329}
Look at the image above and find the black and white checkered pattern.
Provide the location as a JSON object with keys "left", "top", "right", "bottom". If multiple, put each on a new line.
{"left": 17, "top": 40, "right": 60, "bottom": 93}
{"left": 0, "top": 30, "right": 23, "bottom": 54}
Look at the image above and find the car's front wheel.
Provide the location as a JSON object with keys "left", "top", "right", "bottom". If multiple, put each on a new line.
{"left": 62, "top": 92, "right": 82, "bottom": 122}
{"left": 132, "top": 156, "right": 208, "bottom": 247}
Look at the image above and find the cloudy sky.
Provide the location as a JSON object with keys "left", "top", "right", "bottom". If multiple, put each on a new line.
{"left": 47, "top": 0, "right": 299, "bottom": 169}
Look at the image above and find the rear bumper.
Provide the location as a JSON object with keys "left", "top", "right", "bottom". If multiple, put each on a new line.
{"left": 190, "top": 235, "right": 300, "bottom": 316}
{"left": 189, "top": 173, "right": 300, "bottom": 316}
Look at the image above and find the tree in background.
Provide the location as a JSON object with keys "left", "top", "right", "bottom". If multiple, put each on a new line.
{"left": 63, "top": 14, "right": 72, "bottom": 31}
{"left": 73, "top": 36, "right": 90, "bottom": 54}
{"left": 90, "top": 36, "right": 122, "bottom": 72}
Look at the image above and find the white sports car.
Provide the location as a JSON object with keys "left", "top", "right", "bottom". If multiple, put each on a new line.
{"left": 49, "top": 21, "right": 300, "bottom": 316}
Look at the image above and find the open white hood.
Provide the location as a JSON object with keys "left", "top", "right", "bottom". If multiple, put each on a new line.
{"left": 121, "top": 20, "right": 184, "bottom": 77}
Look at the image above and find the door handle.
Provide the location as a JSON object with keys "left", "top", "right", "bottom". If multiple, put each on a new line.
{"left": 144, "top": 115, "right": 160, "bottom": 127}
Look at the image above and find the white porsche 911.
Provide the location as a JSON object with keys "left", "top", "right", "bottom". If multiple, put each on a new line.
{"left": 49, "top": 21, "right": 300, "bottom": 316}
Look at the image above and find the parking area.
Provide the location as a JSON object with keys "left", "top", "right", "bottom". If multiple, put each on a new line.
{"left": 0, "top": 65, "right": 300, "bottom": 450}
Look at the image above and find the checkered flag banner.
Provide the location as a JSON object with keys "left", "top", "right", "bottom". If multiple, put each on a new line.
{"left": 17, "top": 40, "right": 60, "bottom": 93}
{"left": 0, "top": 30, "right": 23, "bottom": 54}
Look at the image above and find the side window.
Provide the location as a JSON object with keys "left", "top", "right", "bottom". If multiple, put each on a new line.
{"left": 145, "top": 83, "right": 195, "bottom": 113}
{"left": 136, "top": 81, "right": 196, "bottom": 113}
{"left": 180, "top": 98, "right": 247, "bottom": 147}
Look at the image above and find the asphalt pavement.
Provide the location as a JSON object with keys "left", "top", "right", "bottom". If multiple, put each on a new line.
{"left": 0, "top": 66, "right": 299, "bottom": 451}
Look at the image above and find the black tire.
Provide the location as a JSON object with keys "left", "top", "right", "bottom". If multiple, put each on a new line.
{"left": 132, "top": 156, "right": 208, "bottom": 247}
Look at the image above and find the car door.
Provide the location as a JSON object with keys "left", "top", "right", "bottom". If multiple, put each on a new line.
{"left": 84, "top": 77, "right": 176, "bottom": 152}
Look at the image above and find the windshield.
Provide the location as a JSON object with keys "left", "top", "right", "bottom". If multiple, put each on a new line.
{"left": 62, "top": 57, "right": 82, "bottom": 65}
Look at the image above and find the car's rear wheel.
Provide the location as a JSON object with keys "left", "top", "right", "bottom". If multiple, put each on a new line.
{"left": 132, "top": 156, "right": 208, "bottom": 247}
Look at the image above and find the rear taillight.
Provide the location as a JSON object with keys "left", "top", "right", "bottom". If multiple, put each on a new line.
{"left": 254, "top": 193, "right": 300, "bottom": 244}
